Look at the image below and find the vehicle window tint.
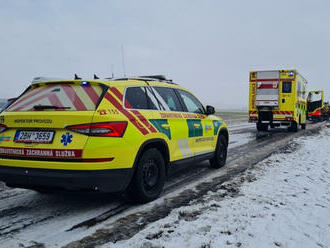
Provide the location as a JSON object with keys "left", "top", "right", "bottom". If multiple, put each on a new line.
{"left": 124, "top": 87, "right": 157, "bottom": 110}
{"left": 153, "top": 87, "right": 183, "bottom": 111}
{"left": 177, "top": 90, "right": 205, "bottom": 114}
{"left": 6, "top": 83, "right": 105, "bottom": 112}
{"left": 282, "top": 82, "right": 292, "bottom": 93}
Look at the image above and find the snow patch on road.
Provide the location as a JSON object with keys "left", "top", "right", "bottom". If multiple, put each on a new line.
{"left": 229, "top": 132, "right": 254, "bottom": 148}
{"left": 108, "top": 129, "right": 330, "bottom": 248}
{"left": 229, "top": 122, "right": 255, "bottom": 131}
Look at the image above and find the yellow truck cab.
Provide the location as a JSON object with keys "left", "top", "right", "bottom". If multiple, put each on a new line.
{"left": 249, "top": 69, "right": 308, "bottom": 132}
{"left": 0, "top": 75, "right": 229, "bottom": 202}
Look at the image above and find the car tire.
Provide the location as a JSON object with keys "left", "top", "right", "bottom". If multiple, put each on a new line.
{"left": 128, "top": 148, "right": 165, "bottom": 203}
{"left": 33, "top": 188, "right": 55, "bottom": 195}
{"left": 209, "top": 134, "right": 228, "bottom": 169}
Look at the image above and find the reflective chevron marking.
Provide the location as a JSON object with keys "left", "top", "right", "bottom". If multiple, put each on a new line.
{"left": 104, "top": 92, "right": 149, "bottom": 135}
{"left": 109, "top": 87, "right": 157, "bottom": 133}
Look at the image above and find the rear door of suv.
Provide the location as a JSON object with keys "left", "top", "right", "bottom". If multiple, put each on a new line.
{"left": 122, "top": 85, "right": 190, "bottom": 162}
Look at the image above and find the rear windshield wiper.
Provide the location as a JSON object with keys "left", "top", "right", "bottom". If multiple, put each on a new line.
{"left": 33, "top": 105, "right": 71, "bottom": 110}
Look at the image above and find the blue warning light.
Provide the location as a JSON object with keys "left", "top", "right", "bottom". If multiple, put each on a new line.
{"left": 81, "top": 81, "right": 90, "bottom": 86}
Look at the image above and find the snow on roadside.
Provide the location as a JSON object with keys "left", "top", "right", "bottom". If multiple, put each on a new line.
{"left": 107, "top": 128, "right": 330, "bottom": 248}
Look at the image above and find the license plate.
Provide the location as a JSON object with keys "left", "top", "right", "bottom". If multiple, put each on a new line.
{"left": 14, "top": 131, "right": 54, "bottom": 143}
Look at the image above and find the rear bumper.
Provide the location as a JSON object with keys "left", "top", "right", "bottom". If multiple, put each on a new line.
{"left": 249, "top": 119, "right": 292, "bottom": 124}
{"left": 249, "top": 111, "right": 295, "bottom": 123}
{"left": 0, "top": 165, "right": 133, "bottom": 193}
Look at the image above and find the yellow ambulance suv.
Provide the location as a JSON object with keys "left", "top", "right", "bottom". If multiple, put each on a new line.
{"left": 0, "top": 75, "right": 228, "bottom": 202}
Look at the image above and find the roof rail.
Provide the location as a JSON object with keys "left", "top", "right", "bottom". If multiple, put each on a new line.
{"left": 31, "top": 77, "right": 64, "bottom": 84}
{"left": 111, "top": 75, "right": 176, "bottom": 84}
{"left": 139, "top": 75, "right": 167, "bottom": 81}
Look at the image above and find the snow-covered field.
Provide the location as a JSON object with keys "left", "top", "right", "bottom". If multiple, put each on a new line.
{"left": 107, "top": 128, "right": 330, "bottom": 248}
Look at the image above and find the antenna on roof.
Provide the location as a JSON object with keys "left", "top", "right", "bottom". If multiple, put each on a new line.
{"left": 94, "top": 74, "right": 99, "bottom": 79}
{"left": 74, "top": 74, "right": 81, "bottom": 80}
{"left": 111, "top": 64, "right": 114, "bottom": 78}
{"left": 121, "top": 45, "right": 127, "bottom": 77}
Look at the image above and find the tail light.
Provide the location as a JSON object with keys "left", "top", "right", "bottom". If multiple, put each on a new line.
{"left": 66, "top": 122, "right": 127, "bottom": 137}
{"left": 0, "top": 124, "right": 7, "bottom": 133}
{"left": 257, "top": 83, "right": 278, "bottom": 89}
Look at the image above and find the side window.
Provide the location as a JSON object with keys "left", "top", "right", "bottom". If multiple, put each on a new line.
{"left": 177, "top": 89, "right": 205, "bottom": 114}
{"left": 124, "top": 87, "right": 157, "bottom": 110}
{"left": 153, "top": 87, "right": 183, "bottom": 112}
{"left": 282, "top": 82, "right": 292, "bottom": 93}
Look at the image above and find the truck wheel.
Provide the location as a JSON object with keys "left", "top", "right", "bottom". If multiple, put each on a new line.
{"left": 288, "top": 121, "right": 298, "bottom": 132}
{"left": 256, "top": 123, "right": 268, "bottom": 131}
{"left": 128, "top": 148, "right": 165, "bottom": 203}
{"left": 299, "top": 115, "right": 306, "bottom": 130}
{"left": 210, "top": 134, "right": 228, "bottom": 169}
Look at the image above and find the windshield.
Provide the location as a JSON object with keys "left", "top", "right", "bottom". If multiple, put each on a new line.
{"left": 6, "top": 83, "right": 105, "bottom": 112}
{"left": 308, "top": 92, "right": 322, "bottom": 102}
{"left": 0, "top": 100, "right": 7, "bottom": 111}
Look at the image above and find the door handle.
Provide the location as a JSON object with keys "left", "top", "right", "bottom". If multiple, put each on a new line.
{"left": 161, "top": 124, "right": 170, "bottom": 129}
{"left": 193, "top": 123, "right": 201, "bottom": 128}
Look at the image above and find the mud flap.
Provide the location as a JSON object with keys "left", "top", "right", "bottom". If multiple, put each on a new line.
{"left": 258, "top": 110, "right": 273, "bottom": 123}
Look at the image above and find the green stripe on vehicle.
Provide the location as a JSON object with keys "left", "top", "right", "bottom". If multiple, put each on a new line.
{"left": 186, "top": 119, "right": 203, "bottom": 137}
{"left": 213, "top": 120, "right": 222, "bottom": 135}
{"left": 149, "top": 119, "right": 171, "bottom": 139}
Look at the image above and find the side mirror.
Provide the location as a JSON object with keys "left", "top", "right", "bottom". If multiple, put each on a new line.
{"left": 206, "top": 105, "right": 215, "bottom": 115}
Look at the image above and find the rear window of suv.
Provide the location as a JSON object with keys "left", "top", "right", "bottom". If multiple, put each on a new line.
{"left": 124, "top": 86, "right": 157, "bottom": 110}
{"left": 6, "top": 83, "right": 105, "bottom": 112}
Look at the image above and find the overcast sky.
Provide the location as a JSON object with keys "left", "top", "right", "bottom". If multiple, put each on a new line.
{"left": 1, "top": 0, "right": 330, "bottom": 109}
